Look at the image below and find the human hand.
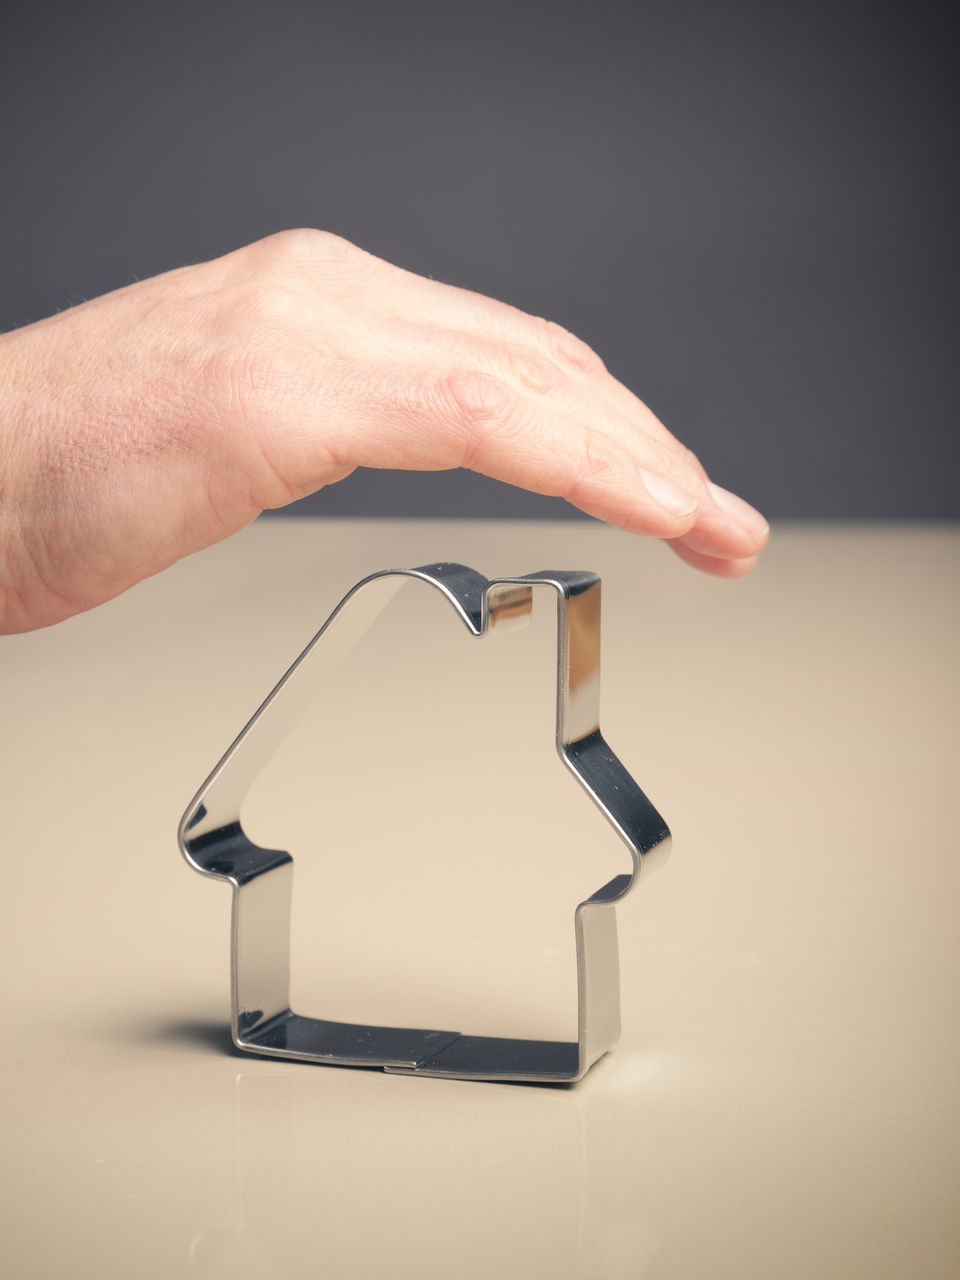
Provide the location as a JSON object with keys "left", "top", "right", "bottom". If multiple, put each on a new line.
{"left": 0, "top": 229, "right": 768, "bottom": 633}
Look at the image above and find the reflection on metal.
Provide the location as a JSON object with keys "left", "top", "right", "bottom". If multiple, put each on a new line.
{"left": 178, "top": 564, "right": 671, "bottom": 1082}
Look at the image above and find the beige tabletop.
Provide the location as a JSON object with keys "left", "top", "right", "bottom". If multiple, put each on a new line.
{"left": 2, "top": 517, "right": 957, "bottom": 1279}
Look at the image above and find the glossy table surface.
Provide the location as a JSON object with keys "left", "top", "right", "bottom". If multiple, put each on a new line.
{"left": 2, "top": 518, "right": 957, "bottom": 1279}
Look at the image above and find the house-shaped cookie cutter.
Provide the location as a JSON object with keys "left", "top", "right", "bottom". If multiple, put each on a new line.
{"left": 178, "top": 563, "right": 671, "bottom": 1082}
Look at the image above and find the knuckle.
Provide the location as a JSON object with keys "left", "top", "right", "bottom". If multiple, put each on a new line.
{"left": 441, "top": 370, "right": 516, "bottom": 426}
{"left": 438, "top": 370, "right": 520, "bottom": 469}
{"left": 249, "top": 227, "right": 369, "bottom": 269}
{"left": 563, "top": 430, "right": 620, "bottom": 505}
{"left": 544, "top": 319, "right": 605, "bottom": 372}
{"left": 245, "top": 228, "right": 316, "bottom": 266}
{"left": 505, "top": 346, "right": 562, "bottom": 395}
{"left": 241, "top": 277, "right": 301, "bottom": 332}
{"left": 653, "top": 440, "right": 707, "bottom": 493}
{"left": 681, "top": 443, "right": 709, "bottom": 482}
{"left": 306, "top": 228, "right": 369, "bottom": 263}
{"left": 580, "top": 430, "right": 620, "bottom": 485}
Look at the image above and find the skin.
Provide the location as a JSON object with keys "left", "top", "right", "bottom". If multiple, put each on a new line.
{"left": 0, "top": 229, "right": 768, "bottom": 634}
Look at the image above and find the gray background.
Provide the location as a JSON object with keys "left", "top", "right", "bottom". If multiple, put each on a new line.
{"left": 2, "top": 0, "right": 956, "bottom": 520}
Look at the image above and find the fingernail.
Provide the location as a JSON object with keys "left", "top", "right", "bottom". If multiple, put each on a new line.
{"left": 707, "top": 482, "right": 769, "bottom": 542}
{"left": 641, "top": 470, "right": 699, "bottom": 518}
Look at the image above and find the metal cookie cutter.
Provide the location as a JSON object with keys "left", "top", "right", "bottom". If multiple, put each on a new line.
{"left": 178, "top": 564, "right": 670, "bottom": 1082}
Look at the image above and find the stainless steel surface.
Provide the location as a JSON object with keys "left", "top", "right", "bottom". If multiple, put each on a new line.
{"left": 2, "top": 519, "right": 958, "bottom": 1279}
{"left": 179, "top": 563, "right": 671, "bottom": 1082}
